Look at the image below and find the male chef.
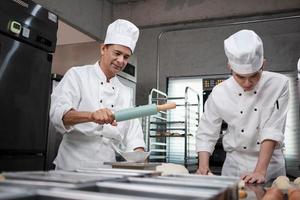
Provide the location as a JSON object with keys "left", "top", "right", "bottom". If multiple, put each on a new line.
{"left": 196, "top": 29, "right": 289, "bottom": 183}
{"left": 50, "top": 19, "right": 145, "bottom": 170}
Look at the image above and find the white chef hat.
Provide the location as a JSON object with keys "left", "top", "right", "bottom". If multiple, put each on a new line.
{"left": 104, "top": 19, "right": 139, "bottom": 53}
{"left": 224, "top": 30, "right": 264, "bottom": 74}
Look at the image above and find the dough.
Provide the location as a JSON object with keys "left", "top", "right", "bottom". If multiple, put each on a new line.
{"left": 293, "top": 177, "right": 300, "bottom": 185}
{"left": 156, "top": 163, "right": 189, "bottom": 176}
{"left": 272, "top": 176, "right": 291, "bottom": 190}
{"left": 238, "top": 180, "right": 245, "bottom": 189}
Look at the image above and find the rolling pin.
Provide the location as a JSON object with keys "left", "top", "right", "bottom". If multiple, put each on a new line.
{"left": 114, "top": 102, "right": 176, "bottom": 122}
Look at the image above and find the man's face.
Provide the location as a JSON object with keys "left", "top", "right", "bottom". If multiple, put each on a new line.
{"left": 100, "top": 44, "right": 131, "bottom": 78}
{"left": 232, "top": 68, "right": 263, "bottom": 91}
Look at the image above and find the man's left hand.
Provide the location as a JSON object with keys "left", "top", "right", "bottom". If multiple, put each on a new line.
{"left": 241, "top": 171, "right": 266, "bottom": 184}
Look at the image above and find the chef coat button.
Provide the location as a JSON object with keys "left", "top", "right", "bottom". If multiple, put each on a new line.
{"left": 238, "top": 93, "right": 242, "bottom": 96}
{"left": 254, "top": 108, "right": 257, "bottom": 111}
{"left": 111, "top": 105, "right": 114, "bottom": 108}
{"left": 241, "top": 129, "right": 244, "bottom": 133}
{"left": 254, "top": 91, "right": 257, "bottom": 94}
{"left": 240, "top": 111, "right": 243, "bottom": 114}
{"left": 257, "top": 141, "right": 260, "bottom": 145}
{"left": 243, "top": 146, "right": 247, "bottom": 149}
{"left": 100, "top": 100, "right": 102, "bottom": 103}
{"left": 101, "top": 82, "right": 103, "bottom": 85}
{"left": 112, "top": 86, "right": 115, "bottom": 90}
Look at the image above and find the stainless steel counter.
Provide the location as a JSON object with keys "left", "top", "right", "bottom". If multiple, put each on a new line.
{"left": 0, "top": 169, "right": 240, "bottom": 200}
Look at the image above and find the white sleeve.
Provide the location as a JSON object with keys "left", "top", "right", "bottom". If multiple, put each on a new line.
{"left": 260, "top": 81, "right": 289, "bottom": 147}
{"left": 123, "top": 119, "right": 146, "bottom": 151}
{"left": 120, "top": 89, "right": 145, "bottom": 151}
{"left": 49, "top": 69, "right": 81, "bottom": 134}
{"left": 196, "top": 92, "right": 223, "bottom": 154}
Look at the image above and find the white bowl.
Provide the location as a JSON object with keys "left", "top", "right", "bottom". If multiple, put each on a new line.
{"left": 121, "top": 151, "right": 150, "bottom": 163}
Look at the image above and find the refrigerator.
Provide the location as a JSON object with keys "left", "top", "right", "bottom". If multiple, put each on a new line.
{"left": 0, "top": 0, "right": 58, "bottom": 171}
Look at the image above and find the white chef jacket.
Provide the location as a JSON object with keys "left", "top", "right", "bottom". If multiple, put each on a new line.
{"left": 196, "top": 71, "right": 289, "bottom": 181}
{"left": 50, "top": 62, "right": 145, "bottom": 170}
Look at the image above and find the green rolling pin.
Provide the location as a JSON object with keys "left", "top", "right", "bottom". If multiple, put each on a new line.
{"left": 114, "top": 102, "right": 176, "bottom": 122}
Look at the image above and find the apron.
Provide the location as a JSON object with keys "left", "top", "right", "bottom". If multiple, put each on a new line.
{"left": 222, "top": 149, "right": 286, "bottom": 181}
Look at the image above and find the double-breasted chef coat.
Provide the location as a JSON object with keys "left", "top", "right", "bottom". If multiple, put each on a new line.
{"left": 50, "top": 62, "right": 145, "bottom": 170}
{"left": 196, "top": 71, "right": 289, "bottom": 181}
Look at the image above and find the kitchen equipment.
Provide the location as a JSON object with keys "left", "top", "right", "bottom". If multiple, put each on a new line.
{"left": 114, "top": 102, "right": 176, "bottom": 122}
{"left": 0, "top": 185, "right": 167, "bottom": 200}
{"left": 0, "top": 186, "right": 34, "bottom": 200}
{"left": 76, "top": 168, "right": 160, "bottom": 177}
{"left": 75, "top": 178, "right": 232, "bottom": 200}
{"left": 0, "top": 0, "right": 58, "bottom": 171}
{"left": 1, "top": 170, "right": 123, "bottom": 184}
{"left": 104, "top": 162, "right": 162, "bottom": 170}
{"left": 110, "top": 142, "right": 150, "bottom": 162}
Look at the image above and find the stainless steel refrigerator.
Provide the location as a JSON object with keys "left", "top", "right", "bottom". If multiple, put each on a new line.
{"left": 0, "top": 0, "right": 58, "bottom": 171}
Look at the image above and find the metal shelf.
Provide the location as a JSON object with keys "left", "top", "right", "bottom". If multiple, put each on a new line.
{"left": 150, "top": 128, "right": 186, "bottom": 131}
{"left": 150, "top": 121, "right": 185, "bottom": 124}
{"left": 146, "top": 87, "right": 200, "bottom": 170}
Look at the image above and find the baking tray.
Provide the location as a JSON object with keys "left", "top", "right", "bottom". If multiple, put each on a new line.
{"left": 0, "top": 185, "right": 173, "bottom": 200}
{"left": 75, "top": 181, "right": 217, "bottom": 200}
{"left": 2, "top": 170, "right": 123, "bottom": 184}
{"left": 76, "top": 167, "right": 161, "bottom": 177}
{"left": 0, "top": 186, "right": 34, "bottom": 200}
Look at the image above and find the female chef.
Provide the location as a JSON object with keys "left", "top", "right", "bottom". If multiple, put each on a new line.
{"left": 50, "top": 19, "right": 145, "bottom": 170}
{"left": 196, "top": 30, "right": 289, "bottom": 183}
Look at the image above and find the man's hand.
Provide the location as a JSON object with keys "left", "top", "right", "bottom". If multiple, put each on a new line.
{"left": 241, "top": 140, "right": 276, "bottom": 184}
{"left": 196, "top": 167, "right": 211, "bottom": 175}
{"left": 90, "top": 108, "right": 117, "bottom": 125}
{"left": 241, "top": 171, "right": 266, "bottom": 184}
{"left": 196, "top": 151, "right": 211, "bottom": 175}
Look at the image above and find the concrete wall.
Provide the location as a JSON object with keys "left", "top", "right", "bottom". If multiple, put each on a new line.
{"left": 33, "top": 0, "right": 112, "bottom": 41}
{"left": 112, "top": 0, "right": 300, "bottom": 105}
{"left": 113, "top": 0, "right": 300, "bottom": 27}
{"left": 33, "top": 0, "right": 300, "bottom": 106}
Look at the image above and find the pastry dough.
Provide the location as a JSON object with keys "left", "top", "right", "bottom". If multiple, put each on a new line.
{"left": 293, "top": 177, "right": 300, "bottom": 185}
{"left": 156, "top": 163, "right": 189, "bottom": 176}
{"left": 272, "top": 176, "right": 291, "bottom": 190}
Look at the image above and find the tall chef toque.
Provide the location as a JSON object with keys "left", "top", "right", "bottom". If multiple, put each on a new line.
{"left": 224, "top": 30, "right": 264, "bottom": 74}
{"left": 104, "top": 19, "right": 139, "bottom": 53}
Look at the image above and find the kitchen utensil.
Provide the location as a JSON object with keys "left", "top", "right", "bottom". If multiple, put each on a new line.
{"left": 114, "top": 102, "right": 176, "bottom": 122}
{"left": 110, "top": 142, "right": 150, "bottom": 163}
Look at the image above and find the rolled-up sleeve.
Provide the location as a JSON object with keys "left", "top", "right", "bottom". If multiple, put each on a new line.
{"left": 260, "top": 81, "right": 289, "bottom": 148}
{"left": 196, "top": 93, "right": 223, "bottom": 154}
{"left": 50, "top": 69, "right": 81, "bottom": 134}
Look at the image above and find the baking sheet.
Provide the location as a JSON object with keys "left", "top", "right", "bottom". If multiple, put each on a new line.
{"left": 76, "top": 167, "right": 161, "bottom": 177}
{"left": 2, "top": 170, "right": 123, "bottom": 184}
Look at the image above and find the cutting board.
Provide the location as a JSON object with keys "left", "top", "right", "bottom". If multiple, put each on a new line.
{"left": 104, "top": 162, "right": 162, "bottom": 170}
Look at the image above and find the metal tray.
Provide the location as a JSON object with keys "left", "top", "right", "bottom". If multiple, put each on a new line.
{"left": 76, "top": 167, "right": 161, "bottom": 177}
{"left": 0, "top": 186, "right": 173, "bottom": 200}
{"left": 2, "top": 170, "right": 123, "bottom": 184}
{"left": 75, "top": 180, "right": 228, "bottom": 200}
{"left": 0, "top": 186, "right": 34, "bottom": 200}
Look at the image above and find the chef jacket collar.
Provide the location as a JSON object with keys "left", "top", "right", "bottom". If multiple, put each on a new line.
{"left": 231, "top": 71, "right": 264, "bottom": 95}
{"left": 94, "top": 61, "right": 118, "bottom": 85}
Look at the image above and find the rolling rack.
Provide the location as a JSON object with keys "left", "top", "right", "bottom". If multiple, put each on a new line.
{"left": 146, "top": 88, "right": 200, "bottom": 172}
